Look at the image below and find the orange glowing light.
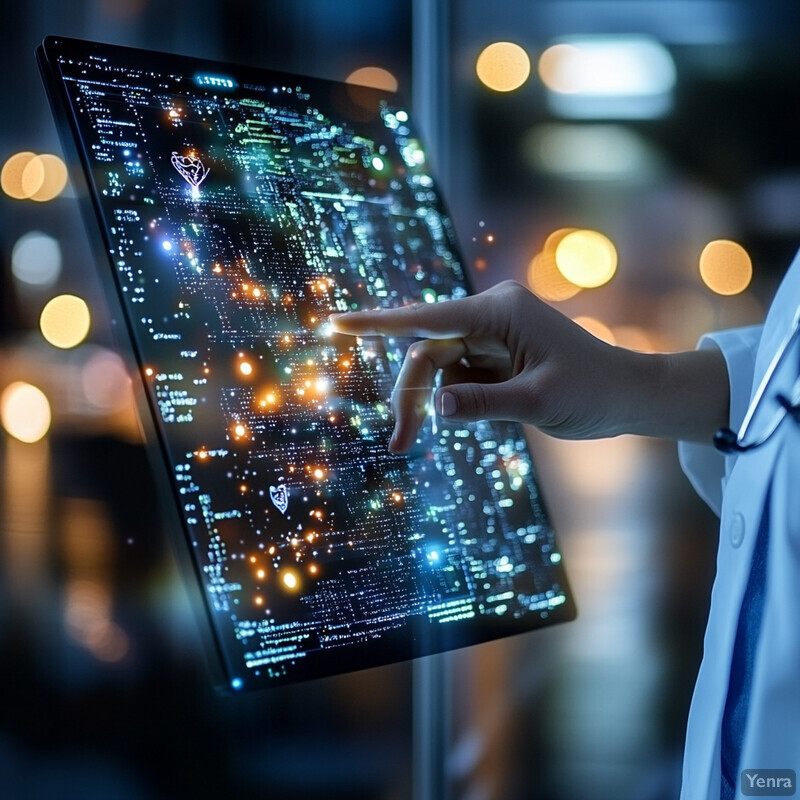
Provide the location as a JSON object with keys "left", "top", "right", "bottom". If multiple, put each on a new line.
{"left": 254, "top": 596, "right": 264, "bottom": 606}
{"left": 345, "top": 66, "right": 399, "bottom": 93}
{"left": 573, "top": 315, "right": 616, "bottom": 345}
{"left": 40, "top": 294, "right": 91, "bottom": 349}
{"left": 27, "top": 154, "right": 69, "bottom": 202}
{"left": 309, "top": 564, "right": 318, "bottom": 575}
{"left": 612, "top": 325, "right": 654, "bottom": 353}
{"left": 250, "top": 556, "right": 257, "bottom": 563}
{"left": 144, "top": 367, "right": 154, "bottom": 376}
{"left": 2, "top": 152, "right": 37, "bottom": 199}
{"left": 699, "top": 239, "right": 753, "bottom": 296}
{"left": 555, "top": 229, "right": 618, "bottom": 288}
{"left": 0, "top": 381, "right": 52, "bottom": 443}
{"left": 2, "top": 152, "right": 69, "bottom": 201}
{"left": 256, "top": 569, "right": 266, "bottom": 580}
{"left": 253, "top": 287, "right": 262, "bottom": 298}
{"left": 476, "top": 41, "right": 531, "bottom": 93}
{"left": 313, "top": 468, "right": 325, "bottom": 480}
{"left": 234, "top": 423, "right": 247, "bottom": 437}
{"left": 239, "top": 484, "right": 248, "bottom": 493}
{"left": 527, "top": 228, "right": 583, "bottom": 302}
{"left": 239, "top": 361, "right": 253, "bottom": 376}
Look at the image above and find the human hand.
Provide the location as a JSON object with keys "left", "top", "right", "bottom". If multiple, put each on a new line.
{"left": 329, "top": 280, "right": 636, "bottom": 453}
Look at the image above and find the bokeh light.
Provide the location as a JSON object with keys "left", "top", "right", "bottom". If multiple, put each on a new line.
{"left": 26, "top": 154, "right": 69, "bottom": 201}
{"left": 612, "top": 325, "right": 655, "bottom": 353}
{"left": 699, "top": 239, "right": 753, "bottom": 296}
{"left": 11, "top": 231, "right": 62, "bottom": 287}
{"left": 524, "top": 123, "right": 659, "bottom": 181}
{"left": 476, "top": 42, "right": 531, "bottom": 92}
{"left": 1, "top": 152, "right": 67, "bottom": 201}
{"left": 538, "top": 37, "right": 676, "bottom": 97}
{"left": 1, "top": 382, "right": 52, "bottom": 443}
{"left": 81, "top": 348, "right": 132, "bottom": 412}
{"left": 64, "top": 578, "right": 130, "bottom": 663}
{"left": 573, "top": 315, "right": 616, "bottom": 345}
{"left": 1, "top": 151, "right": 37, "bottom": 199}
{"left": 282, "top": 570, "right": 299, "bottom": 590}
{"left": 538, "top": 44, "right": 582, "bottom": 94}
{"left": 657, "top": 288, "right": 716, "bottom": 350}
{"left": 39, "top": 294, "right": 91, "bottom": 349}
{"left": 527, "top": 228, "right": 582, "bottom": 302}
{"left": 345, "top": 67, "right": 398, "bottom": 93}
{"left": 555, "top": 229, "right": 618, "bottom": 288}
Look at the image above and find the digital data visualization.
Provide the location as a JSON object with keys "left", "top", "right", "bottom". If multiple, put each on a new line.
{"left": 44, "top": 38, "right": 574, "bottom": 690}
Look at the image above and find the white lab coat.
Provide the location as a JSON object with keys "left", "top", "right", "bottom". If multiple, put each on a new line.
{"left": 678, "top": 248, "right": 800, "bottom": 799}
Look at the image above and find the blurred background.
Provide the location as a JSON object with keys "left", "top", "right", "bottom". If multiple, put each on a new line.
{"left": 3, "top": 1, "right": 800, "bottom": 798}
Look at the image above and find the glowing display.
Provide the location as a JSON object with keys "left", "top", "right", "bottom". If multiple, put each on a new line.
{"left": 42, "top": 37, "right": 574, "bottom": 690}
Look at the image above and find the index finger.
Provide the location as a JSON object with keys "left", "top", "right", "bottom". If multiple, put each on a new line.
{"left": 328, "top": 297, "right": 477, "bottom": 339}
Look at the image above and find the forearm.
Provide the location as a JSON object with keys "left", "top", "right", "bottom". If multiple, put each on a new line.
{"left": 611, "top": 347, "right": 730, "bottom": 444}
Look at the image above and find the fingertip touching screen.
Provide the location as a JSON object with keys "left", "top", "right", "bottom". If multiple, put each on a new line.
{"left": 40, "top": 36, "right": 575, "bottom": 691}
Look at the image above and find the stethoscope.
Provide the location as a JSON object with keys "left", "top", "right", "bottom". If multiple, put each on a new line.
{"left": 714, "top": 306, "right": 800, "bottom": 454}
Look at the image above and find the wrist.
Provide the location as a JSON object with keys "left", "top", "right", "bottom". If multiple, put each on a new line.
{"left": 609, "top": 347, "right": 729, "bottom": 443}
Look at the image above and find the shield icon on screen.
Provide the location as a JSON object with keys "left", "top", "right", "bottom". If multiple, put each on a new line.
{"left": 269, "top": 484, "right": 289, "bottom": 515}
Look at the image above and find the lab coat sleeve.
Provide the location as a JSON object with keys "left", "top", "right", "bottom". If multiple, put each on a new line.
{"left": 677, "top": 324, "right": 763, "bottom": 516}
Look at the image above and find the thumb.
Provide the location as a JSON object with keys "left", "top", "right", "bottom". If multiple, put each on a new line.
{"left": 434, "top": 378, "right": 526, "bottom": 423}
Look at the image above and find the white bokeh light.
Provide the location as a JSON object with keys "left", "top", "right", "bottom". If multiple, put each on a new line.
{"left": 11, "top": 231, "right": 62, "bottom": 287}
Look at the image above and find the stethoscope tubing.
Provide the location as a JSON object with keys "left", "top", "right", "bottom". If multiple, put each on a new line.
{"left": 714, "top": 305, "right": 800, "bottom": 454}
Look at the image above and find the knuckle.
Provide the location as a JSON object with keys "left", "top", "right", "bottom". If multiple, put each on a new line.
{"left": 406, "top": 339, "right": 439, "bottom": 371}
{"left": 406, "top": 339, "right": 428, "bottom": 361}
{"left": 464, "top": 382, "right": 491, "bottom": 417}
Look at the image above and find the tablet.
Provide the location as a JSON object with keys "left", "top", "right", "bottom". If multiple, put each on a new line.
{"left": 38, "top": 36, "right": 575, "bottom": 691}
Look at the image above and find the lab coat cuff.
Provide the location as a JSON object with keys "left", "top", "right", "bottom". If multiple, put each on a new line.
{"left": 678, "top": 324, "right": 763, "bottom": 516}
